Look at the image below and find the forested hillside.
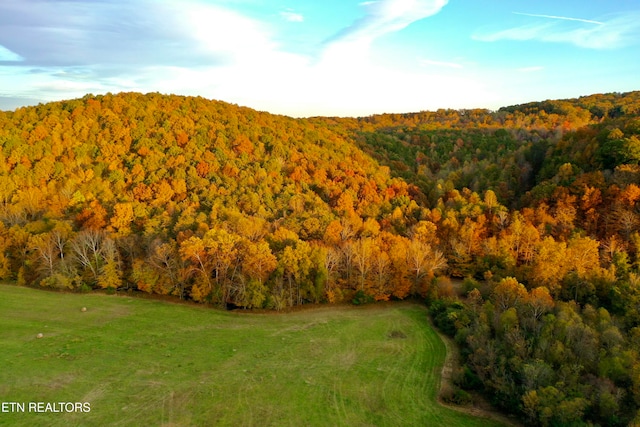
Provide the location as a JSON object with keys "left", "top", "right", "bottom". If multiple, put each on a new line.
{"left": 0, "top": 93, "right": 439, "bottom": 308}
{"left": 329, "top": 91, "right": 640, "bottom": 426}
{"left": 2, "top": 91, "right": 640, "bottom": 425}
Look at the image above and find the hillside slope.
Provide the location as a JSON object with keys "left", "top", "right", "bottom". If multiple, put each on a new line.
{"left": 0, "top": 92, "right": 435, "bottom": 307}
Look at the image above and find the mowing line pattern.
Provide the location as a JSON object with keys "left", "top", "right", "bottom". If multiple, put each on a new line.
{"left": 0, "top": 285, "right": 504, "bottom": 426}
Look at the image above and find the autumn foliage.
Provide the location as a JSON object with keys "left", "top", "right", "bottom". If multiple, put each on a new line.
{"left": 0, "top": 93, "right": 444, "bottom": 307}
{"left": 2, "top": 91, "right": 640, "bottom": 425}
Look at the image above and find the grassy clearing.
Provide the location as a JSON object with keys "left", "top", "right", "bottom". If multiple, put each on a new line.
{"left": 0, "top": 284, "right": 503, "bottom": 426}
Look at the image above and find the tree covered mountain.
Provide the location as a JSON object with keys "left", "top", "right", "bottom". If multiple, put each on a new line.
{"left": 0, "top": 92, "right": 438, "bottom": 307}
{"left": 2, "top": 90, "right": 640, "bottom": 425}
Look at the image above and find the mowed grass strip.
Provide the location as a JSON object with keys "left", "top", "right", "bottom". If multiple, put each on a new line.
{"left": 0, "top": 284, "right": 503, "bottom": 426}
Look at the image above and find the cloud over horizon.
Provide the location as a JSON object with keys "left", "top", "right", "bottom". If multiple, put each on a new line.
{"left": 0, "top": 0, "right": 287, "bottom": 106}
{"left": 0, "top": 0, "right": 637, "bottom": 116}
{"left": 0, "top": 0, "right": 468, "bottom": 116}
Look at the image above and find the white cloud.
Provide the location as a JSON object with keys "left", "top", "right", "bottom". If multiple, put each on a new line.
{"left": 0, "top": 0, "right": 273, "bottom": 67}
{"left": 306, "top": 0, "right": 455, "bottom": 114}
{"left": 280, "top": 11, "right": 304, "bottom": 23}
{"left": 328, "top": 0, "right": 449, "bottom": 45}
{"left": 474, "top": 12, "right": 640, "bottom": 49}
{"left": 181, "top": 2, "right": 277, "bottom": 62}
{"left": 0, "top": 0, "right": 494, "bottom": 117}
{"left": 0, "top": 0, "right": 283, "bottom": 107}
{"left": 188, "top": 0, "right": 462, "bottom": 116}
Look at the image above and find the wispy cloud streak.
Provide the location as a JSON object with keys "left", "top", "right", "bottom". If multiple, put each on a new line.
{"left": 512, "top": 12, "right": 603, "bottom": 25}
{"left": 327, "top": 0, "right": 449, "bottom": 45}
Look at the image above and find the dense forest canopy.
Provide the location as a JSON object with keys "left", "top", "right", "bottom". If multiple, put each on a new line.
{"left": 2, "top": 90, "right": 640, "bottom": 425}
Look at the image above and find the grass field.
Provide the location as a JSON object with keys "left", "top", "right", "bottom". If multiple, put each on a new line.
{"left": 0, "top": 284, "right": 504, "bottom": 426}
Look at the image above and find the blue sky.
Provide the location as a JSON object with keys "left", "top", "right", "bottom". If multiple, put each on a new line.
{"left": 0, "top": 0, "right": 639, "bottom": 117}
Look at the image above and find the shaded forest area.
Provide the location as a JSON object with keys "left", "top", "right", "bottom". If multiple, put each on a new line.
{"left": 2, "top": 91, "right": 640, "bottom": 425}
